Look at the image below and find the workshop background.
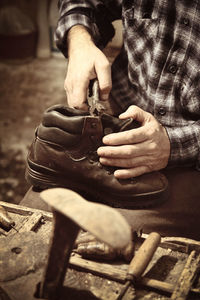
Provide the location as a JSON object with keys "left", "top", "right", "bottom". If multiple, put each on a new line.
{"left": 0, "top": 0, "right": 122, "bottom": 205}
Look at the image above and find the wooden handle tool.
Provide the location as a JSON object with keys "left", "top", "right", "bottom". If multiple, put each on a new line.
{"left": 0, "top": 205, "right": 18, "bottom": 232}
{"left": 116, "top": 232, "right": 161, "bottom": 300}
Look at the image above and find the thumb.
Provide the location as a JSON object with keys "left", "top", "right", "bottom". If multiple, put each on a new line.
{"left": 119, "top": 105, "right": 148, "bottom": 124}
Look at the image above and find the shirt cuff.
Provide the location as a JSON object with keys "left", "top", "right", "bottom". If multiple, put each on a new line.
{"left": 54, "top": 13, "right": 101, "bottom": 58}
{"left": 165, "top": 124, "right": 200, "bottom": 170}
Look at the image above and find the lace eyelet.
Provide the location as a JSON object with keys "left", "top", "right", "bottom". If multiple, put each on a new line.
{"left": 104, "top": 128, "right": 113, "bottom": 135}
{"left": 88, "top": 151, "right": 98, "bottom": 163}
{"left": 106, "top": 170, "right": 112, "bottom": 175}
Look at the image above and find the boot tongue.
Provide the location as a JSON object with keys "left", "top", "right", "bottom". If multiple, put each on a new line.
{"left": 100, "top": 113, "right": 140, "bottom": 135}
{"left": 43, "top": 105, "right": 89, "bottom": 135}
{"left": 46, "top": 105, "right": 89, "bottom": 117}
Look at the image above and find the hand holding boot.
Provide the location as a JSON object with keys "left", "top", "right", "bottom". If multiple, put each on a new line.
{"left": 98, "top": 105, "right": 171, "bottom": 178}
{"left": 26, "top": 105, "right": 169, "bottom": 208}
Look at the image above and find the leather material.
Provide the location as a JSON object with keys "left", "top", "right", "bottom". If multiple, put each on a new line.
{"left": 26, "top": 105, "right": 169, "bottom": 208}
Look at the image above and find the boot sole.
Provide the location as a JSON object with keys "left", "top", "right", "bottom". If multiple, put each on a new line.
{"left": 26, "top": 160, "right": 169, "bottom": 209}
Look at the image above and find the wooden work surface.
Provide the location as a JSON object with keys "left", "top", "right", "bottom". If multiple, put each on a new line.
{"left": 0, "top": 200, "right": 200, "bottom": 300}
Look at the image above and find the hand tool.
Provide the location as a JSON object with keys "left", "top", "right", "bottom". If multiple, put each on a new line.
{"left": 74, "top": 230, "right": 135, "bottom": 262}
{"left": 0, "top": 204, "right": 18, "bottom": 232}
{"left": 88, "top": 78, "right": 106, "bottom": 116}
{"left": 116, "top": 232, "right": 161, "bottom": 300}
{"left": 74, "top": 239, "right": 134, "bottom": 262}
{"left": 37, "top": 187, "right": 132, "bottom": 300}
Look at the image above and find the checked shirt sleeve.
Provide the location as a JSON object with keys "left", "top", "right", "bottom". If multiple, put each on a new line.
{"left": 166, "top": 122, "right": 200, "bottom": 170}
{"left": 55, "top": 0, "right": 121, "bottom": 58}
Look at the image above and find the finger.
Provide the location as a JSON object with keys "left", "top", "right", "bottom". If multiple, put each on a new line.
{"left": 97, "top": 144, "right": 148, "bottom": 158}
{"left": 102, "top": 127, "right": 148, "bottom": 145}
{"left": 99, "top": 155, "right": 149, "bottom": 168}
{"left": 64, "top": 75, "right": 90, "bottom": 109}
{"left": 96, "top": 60, "right": 112, "bottom": 101}
{"left": 65, "top": 88, "right": 88, "bottom": 111}
{"left": 114, "top": 166, "right": 150, "bottom": 179}
{"left": 119, "top": 105, "right": 150, "bottom": 123}
{"left": 66, "top": 82, "right": 88, "bottom": 108}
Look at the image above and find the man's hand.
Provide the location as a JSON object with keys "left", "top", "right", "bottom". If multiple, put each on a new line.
{"left": 65, "top": 25, "right": 111, "bottom": 110}
{"left": 97, "top": 105, "right": 170, "bottom": 178}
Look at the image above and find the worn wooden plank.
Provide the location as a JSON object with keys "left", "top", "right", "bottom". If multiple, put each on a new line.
{"left": 161, "top": 236, "right": 200, "bottom": 246}
{"left": 1, "top": 200, "right": 200, "bottom": 299}
{"left": 140, "top": 278, "right": 199, "bottom": 295}
{"left": 10, "top": 215, "right": 29, "bottom": 233}
{"left": 69, "top": 255, "right": 200, "bottom": 297}
{"left": 171, "top": 251, "right": 200, "bottom": 300}
{"left": 69, "top": 254, "right": 128, "bottom": 282}
{"left": 161, "top": 237, "right": 200, "bottom": 253}
{"left": 142, "top": 234, "right": 200, "bottom": 253}
{"left": 19, "top": 212, "right": 44, "bottom": 232}
{"left": 0, "top": 201, "right": 52, "bottom": 220}
{"left": 1, "top": 201, "right": 200, "bottom": 252}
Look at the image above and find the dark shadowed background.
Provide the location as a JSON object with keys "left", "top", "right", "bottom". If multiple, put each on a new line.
{"left": 0, "top": 0, "right": 122, "bottom": 204}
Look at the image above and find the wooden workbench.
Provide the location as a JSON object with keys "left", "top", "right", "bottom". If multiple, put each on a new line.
{"left": 0, "top": 200, "right": 200, "bottom": 300}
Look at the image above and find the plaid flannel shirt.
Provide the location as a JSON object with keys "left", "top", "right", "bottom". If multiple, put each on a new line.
{"left": 55, "top": 0, "right": 200, "bottom": 169}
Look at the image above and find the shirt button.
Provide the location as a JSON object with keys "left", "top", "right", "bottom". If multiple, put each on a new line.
{"left": 169, "top": 64, "right": 178, "bottom": 74}
{"left": 182, "top": 18, "right": 189, "bottom": 26}
{"left": 158, "top": 107, "right": 166, "bottom": 116}
{"left": 143, "top": 12, "right": 151, "bottom": 18}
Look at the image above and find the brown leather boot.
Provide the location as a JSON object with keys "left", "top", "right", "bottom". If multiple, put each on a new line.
{"left": 26, "top": 105, "right": 169, "bottom": 208}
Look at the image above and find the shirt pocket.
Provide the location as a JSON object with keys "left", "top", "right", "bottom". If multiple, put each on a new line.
{"left": 179, "top": 79, "right": 200, "bottom": 121}
{"left": 123, "top": 9, "right": 160, "bottom": 44}
{"left": 123, "top": 9, "right": 160, "bottom": 88}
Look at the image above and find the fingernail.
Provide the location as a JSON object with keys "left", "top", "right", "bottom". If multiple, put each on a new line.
{"left": 114, "top": 170, "right": 120, "bottom": 178}
{"left": 102, "top": 136, "right": 109, "bottom": 143}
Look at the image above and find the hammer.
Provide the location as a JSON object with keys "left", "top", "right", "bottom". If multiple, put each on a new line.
{"left": 37, "top": 188, "right": 132, "bottom": 300}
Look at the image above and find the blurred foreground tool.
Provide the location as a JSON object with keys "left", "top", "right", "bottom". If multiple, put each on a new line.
{"left": 116, "top": 232, "right": 161, "bottom": 300}
{"left": 0, "top": 205, "right": 18, "bottom": 232}
{"left": 36, "top": 188, "right": 132, "bottom": 300}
